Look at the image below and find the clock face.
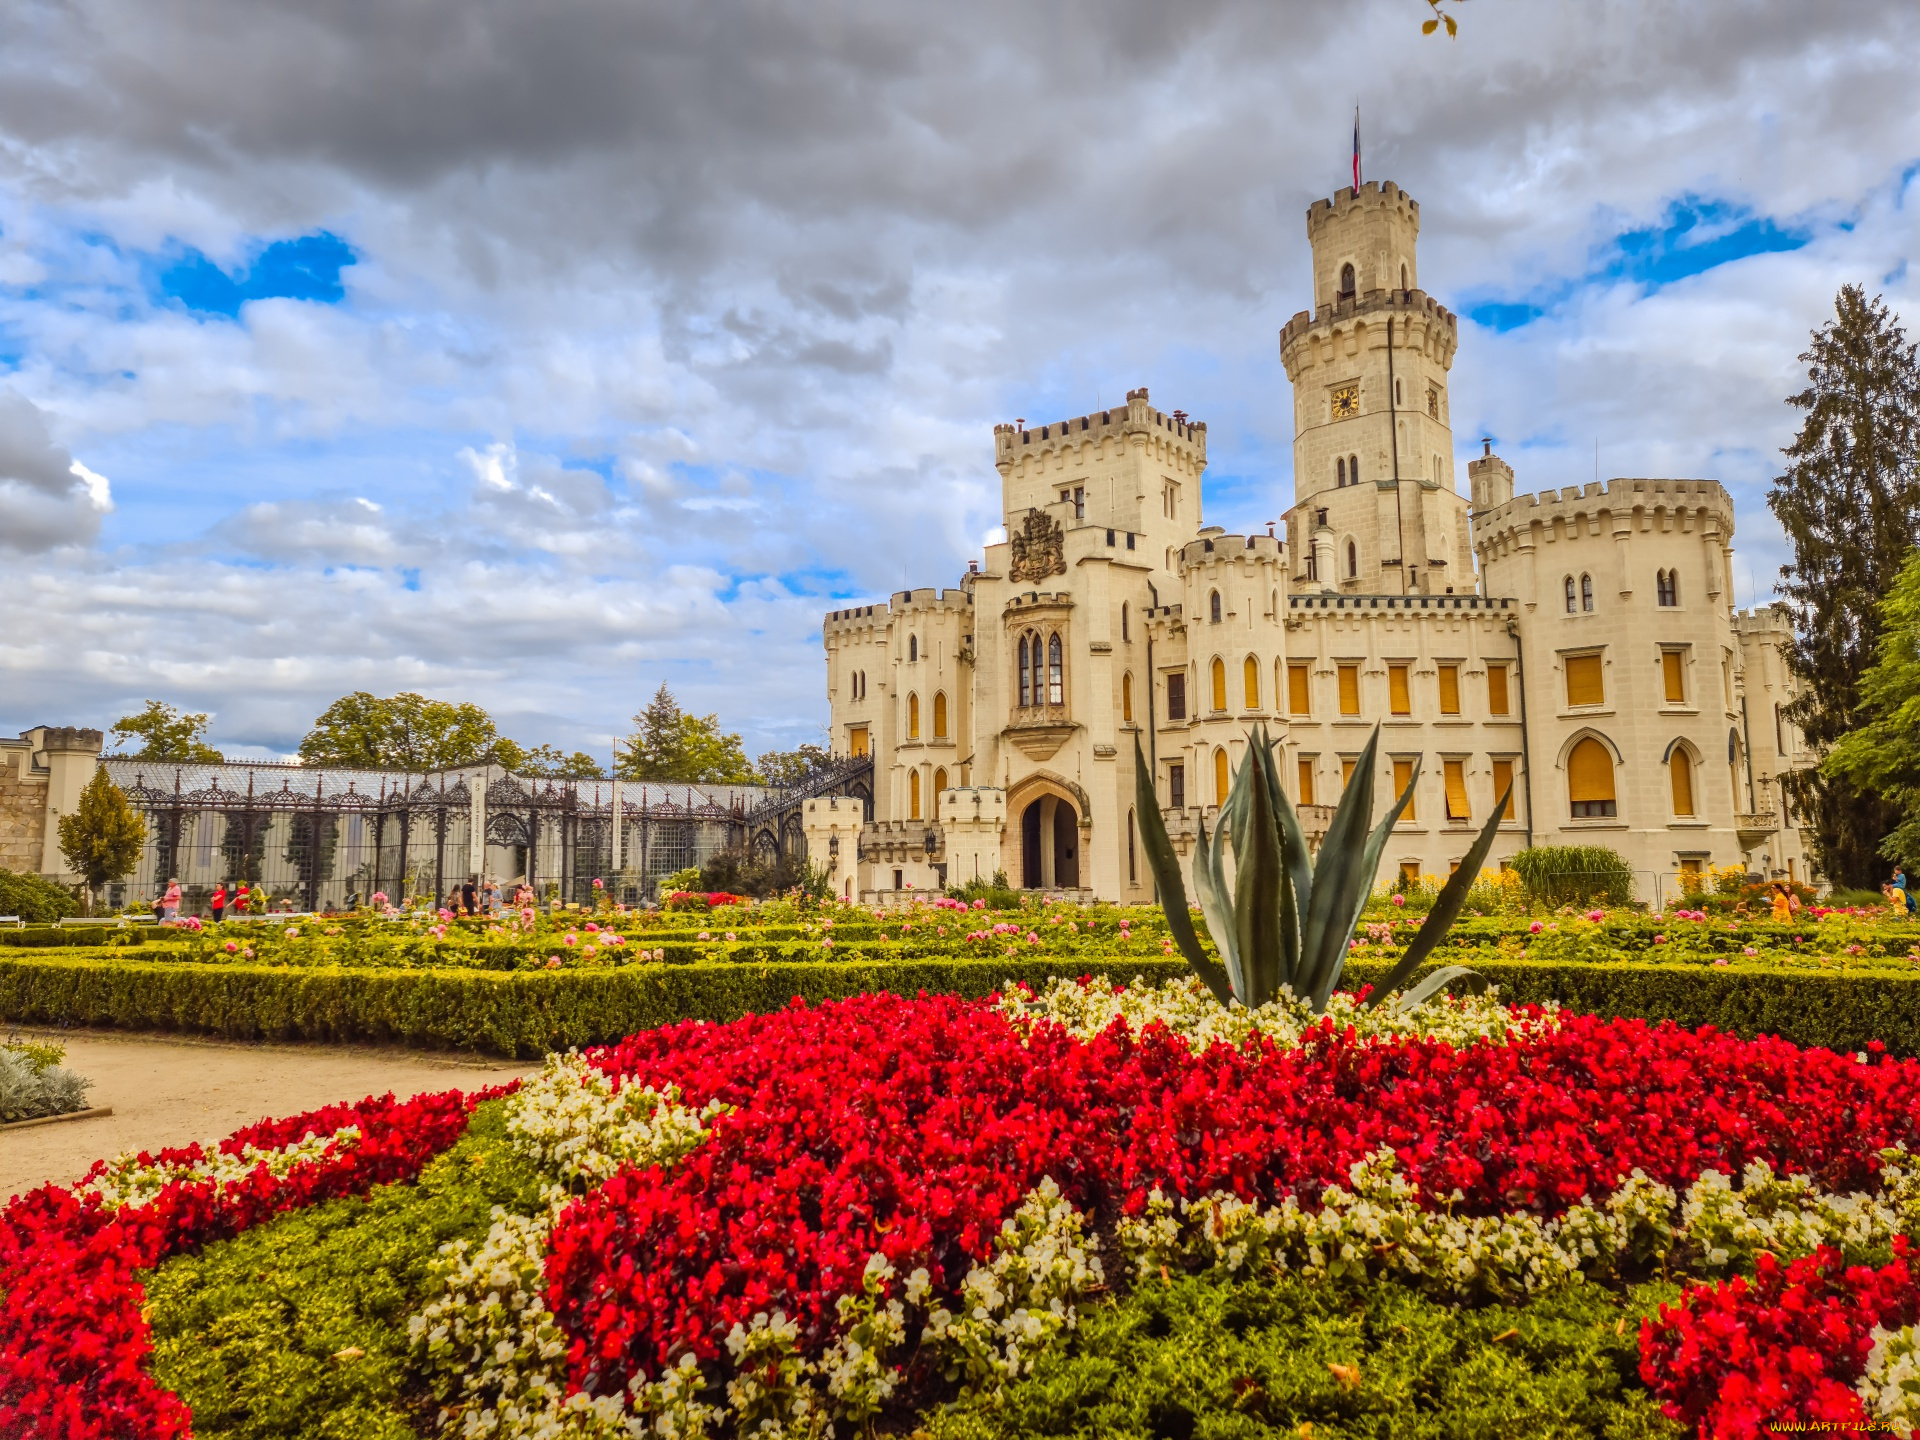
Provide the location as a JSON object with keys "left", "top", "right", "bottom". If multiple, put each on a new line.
{"left": 1330, "top": 385, "right": 1359, "bottom": 419}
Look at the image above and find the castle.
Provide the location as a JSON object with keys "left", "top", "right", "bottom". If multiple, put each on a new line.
{"left": 806, "top": 180, "right": 1814, "bottom": 904}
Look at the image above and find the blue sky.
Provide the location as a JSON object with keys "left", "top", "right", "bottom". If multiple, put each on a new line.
{"left": 0, "top": 0, "right": 1916, "bottom": 760}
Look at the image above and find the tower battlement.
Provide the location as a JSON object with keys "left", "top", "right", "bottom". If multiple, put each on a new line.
{"left": 992, "top": 385, "right": 1206, "bottom": 469}
{"left": 1304, "top": 180, "right": 1422, "bottom": 310}
{"left": 1306, "top": 180, "right": 1421, "bottom": 231}
{"left": 1278, "top": 287, "right": 1458, "bottom": 362}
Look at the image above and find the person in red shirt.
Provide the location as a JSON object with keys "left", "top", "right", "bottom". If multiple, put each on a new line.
{"left": 210, "top": 882, "right": 227, "bottom": 923}
{"left": 233, "top": 883, "right": 251, "bottom": 916}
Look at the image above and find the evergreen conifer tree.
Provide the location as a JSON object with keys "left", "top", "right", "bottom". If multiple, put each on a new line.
{"left": 1769, "top": 285, "right": 1920, "bottom": 885}
{"left": 57, "top": 768, "right": 148, "bottom": 910}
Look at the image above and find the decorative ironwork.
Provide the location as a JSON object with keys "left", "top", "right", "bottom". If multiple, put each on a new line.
{"left": 101, "top": 758, "right": 784, "bottom": 912}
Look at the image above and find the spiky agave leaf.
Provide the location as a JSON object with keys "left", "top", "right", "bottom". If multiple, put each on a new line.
{"left": 1362, "top": 783, "right": 1512, "bottom": 1009}
{"left": 1389, "top": 964, "right": 1491, "bottom": 1011}
{"left": 1232, "top": 728, "right": 1287, "bottom": 1008}
{"left": 1132, "top": 737, "right": 1232, "bottom": 1005}
{"left": 1190, "top": 811, "right": 1245, "bottom": 1002}
{"left": 1298, "top": 730, "right": 1419, "bottom": 1010}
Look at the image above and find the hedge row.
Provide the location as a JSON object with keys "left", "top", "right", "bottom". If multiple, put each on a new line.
{"left": 4, "top": 953, "right": 1918, "bottom": 1058}
{"left": 0, "top": 955, "right": 1191, "bottom": 1057}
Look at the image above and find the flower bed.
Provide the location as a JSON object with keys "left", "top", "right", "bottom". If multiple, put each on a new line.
{"left": 12, "top": 978, "right": 1920, "bottom": 1435}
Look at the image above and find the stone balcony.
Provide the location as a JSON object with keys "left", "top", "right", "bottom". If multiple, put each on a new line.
{"left": 1735, "top": 812, "right": 1779, "bottom": 845}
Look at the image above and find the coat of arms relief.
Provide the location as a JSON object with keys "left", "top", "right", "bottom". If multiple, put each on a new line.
{"left": 1008, "top": 508, "right": 1066, "bottom": 584}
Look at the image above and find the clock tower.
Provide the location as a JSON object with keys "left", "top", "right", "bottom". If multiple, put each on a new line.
{"left": 1279, "top": 181, "right": 1472, "bottom": 595}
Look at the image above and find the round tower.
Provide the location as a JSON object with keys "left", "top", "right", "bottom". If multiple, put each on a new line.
{"left": 1279, "top": 182, "right": 1468, "bottom": 595}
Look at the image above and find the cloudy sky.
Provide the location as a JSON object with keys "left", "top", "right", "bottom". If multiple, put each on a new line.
{"left": 1, "top": 0, "right": 1915, "bottom": 761}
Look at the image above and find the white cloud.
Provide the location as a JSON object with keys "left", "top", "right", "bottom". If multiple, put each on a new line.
{"left": 0, "top": 0, "right": 1914, "bottom": 752}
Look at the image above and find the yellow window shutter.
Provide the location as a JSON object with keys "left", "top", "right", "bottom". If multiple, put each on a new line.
{"left": 1341, "top": 756, "right": 1356, "bottom": 791}
{"left": 1392, "top": 757, "right": 1417, "bottom": 821}
{"left": 1565, "top": 654, "right": 1605, "bottom": 707}
{"left": 1492, "top": 758, "right": 1515, "bottom": 819}
{"left": 851, "top": 726, "right": 869, "bottom": 757}
{"left": 908, "top": 693, "right": 920, "bottom": 738}
{"left": 1244, "top": 655, "right": 1260, "bottom": 708}
{"left": 1214, "top": 748, "right": 1230, "bottom": 805}
{"left": 1487, "top": 665, "right": 1510, "bottom": 716}
{"left": 1211, "top": 658, "right": 1227, "bottom": 712}
{"left": 1670, "top": 750, "right": 1695, "bottom": 816}
{"left": 1568, "top": 738, "right": 1616, "bottom": 802}
{"left": 1338, "top": 664, "right": 1360, "bottom": 715}
{"left": 1444, "top": 759, "right": 1469, "bottom": 820}
{"left": 1389, "top": 664, "right": 1411, "bottom": 715}
{"left": 909, "top": 769, "right": 921, "bottom": 819}
{"left": 1438, "top": 664, "right": 1460, "bottom": 715}
{"left": 1663, "top": 651, "right": 1685, "bottom": 703}
{"left": 1289, "top": 664, "right": 1311, "bottom": 714}
{"left": 1297, "top": 758, "right": 1316, "bottom": 806}
{"left": 933, "top": 692, "right": 948, "bottom": 738}
{"left": 1399, "top": 861, "right": 1419, "bottom": 888}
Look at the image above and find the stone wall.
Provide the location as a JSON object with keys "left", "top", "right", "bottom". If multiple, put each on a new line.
{"left": 0, "top": 742, "right": 49, "bottom": 874}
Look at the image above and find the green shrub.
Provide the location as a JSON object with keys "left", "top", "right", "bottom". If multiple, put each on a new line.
{"left": 929, "top": 1271, "right": 1682, "bottom": 1440}
{"left": 948, "top": 870, "right": 1026, "bottom": 909}
{"left": 0, "top": 925, "right": 152, "bottom": 949}
{"left": 0, "top": 954, "right": 1193, "bottom": 1056}
{"left": 144, "top": 1099, "right": 542, "bottom": 1439}
{"left": 0, "top": 868, "right": 79, "bottom": 925}
{"left": 1509, "top": 845, "right": 1635, "bottom": 909}
{"left": 1831, "top": 886, "right": 1895, "bottom": 908}
{"left": 0, "top": 1038, "right": 92, "bottom": 1122}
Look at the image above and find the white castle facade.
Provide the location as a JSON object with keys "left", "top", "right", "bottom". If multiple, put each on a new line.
{"left": 805, "top": 181, "right": 1813, "bottom": 904}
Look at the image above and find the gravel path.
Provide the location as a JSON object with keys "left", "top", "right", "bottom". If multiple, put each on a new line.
{"left": 2, "top": 1029, "right": 537, "bottom": 1201}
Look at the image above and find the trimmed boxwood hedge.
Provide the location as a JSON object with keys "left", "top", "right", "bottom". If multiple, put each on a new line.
{"left": 0, "top": 954, "right": 1192, "bottom": 1056}
{"left": 3, "top": 952, "right": 1919, "bottom": 1058}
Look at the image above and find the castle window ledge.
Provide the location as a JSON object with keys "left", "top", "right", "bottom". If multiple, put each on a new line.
{"left": 1559, "top": 707, "right": 1616, "bottom": 719}
{"left": 1088, "top": 640, "right": 1114, "bottom": 653}
{"left": 1432, "top": 718, "right": 1475, "bottom": 729}
{"left": 1564, "top": 818, "right": 1629, "bottom": 831}
{"left": 1092, "top": 743, "right": 1118, "bottom": 758}
{"left": 1659, "top": 705, "right": 1700, "bottom": 716}
{"left": 1667, "top": 819, "right": 1712, "bottom": 830}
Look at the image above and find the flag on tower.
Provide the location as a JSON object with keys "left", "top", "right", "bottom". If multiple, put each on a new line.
{"left": 1352, "top": 108, "right": 1362, "bottom": 191}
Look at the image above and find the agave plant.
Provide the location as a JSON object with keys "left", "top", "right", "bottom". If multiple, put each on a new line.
{"left": 1133, "top": 723, "right": 1511, "bottom": 1014}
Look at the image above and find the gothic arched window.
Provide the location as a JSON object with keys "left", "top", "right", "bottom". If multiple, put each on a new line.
{"left": 1564, "top": 576, "right": 1577, "bottom": 614}
{"left": 1349, "top": 453, "right": 1360, "bottom": 485}
{"left": 1046, "top": 633, "right": 1063, "bottom": 704}
{"left": 1336, "top": 456, "right": 1347, "bottom": 487}
{"left": 1657, "top": 569, "right": 1679, "bottom": 607}
{"left": 1581, "top": 573, "right": 1594, "bottom": 612}
{"left": 1339, "top": 262, "right": 1356, "bottom": 298}
{"left": 1017, "top": 636, "right": 1031, "bottom": 707}
{"left": 908, "top": 634, "right": 918, "bottom": 662}
{"left": 1031, "top": 631, "right": 1046, "bottom": 706}
{"left": 1121, "top": 602, "right": 1129, "bottom": 642}
{"left": 932, "top": 691, "right": 948, "bottom": 738}
{"left": 1122, "top": 671, "right": 1134, "bottom": 722}
{"left": 1210, "top": 590, "right": 1222, "bottom": 623}
{"left": 907, "top": 692, "right": 920, "bottom": 739}
{"left": 1347, "top": 541, "right": 1358, "bottom": 578}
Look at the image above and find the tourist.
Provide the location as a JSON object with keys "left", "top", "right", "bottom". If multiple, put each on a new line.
{"left": 160, "top": 877, "right": 182, "bottom": 922}
{"left": 149, "top": 891, "right": 165, "bottom": 923}
{"left": 461, "top": 876, "right": 479, "bottom": 915}
{"left": 209, "top": 881, "right": 227, "bottom": 923}
{"left": 484, "top": 878, "right": 502, "bottom": 914}
{"left": 1897, "top": 869, "right": 1918, "bottom": 917}
{"left": 1770, "top": 882, "right": 1792, "bottom": 923}
{"left": 233, "top": 881, "right": 250, "bottom": 916}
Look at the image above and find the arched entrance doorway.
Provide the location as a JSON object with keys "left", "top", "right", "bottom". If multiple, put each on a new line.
{"left": 1019, "top": 794, "right": 1080, "bottom": 889}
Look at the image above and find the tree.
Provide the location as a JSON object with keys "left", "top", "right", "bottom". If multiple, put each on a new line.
{"left": 616, "top": 685, "right": 756, "bottom": 785}
{"left": 57, "top": 768, "right": 148, "bottom": 907}
{"left": 1768, "top": 285, "right": 1920, "bottom": 886}
{"left": 299, "top": 692, "right": 506, "bottom": 771}
{"left": 109, "top": 700, "right": 222, "bottom": 763}
{"left": 1823, "top": 549, "right": 1920, "bottom": 872}
{"left": 518, "top": 744, "right": 606, "bottom": 779}
{"left": 756, "top": 742, "right": 836, "bottom": 789}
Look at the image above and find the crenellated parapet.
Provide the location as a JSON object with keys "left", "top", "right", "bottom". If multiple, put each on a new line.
{"left": 1471, "top": 477, "right": 1735, "bottom": 567}
{"left": 1279, "top": 288, "right": 1459, "bottom": 379}
{"left": 993, "top": 385, "right": 1206, "bottom": 475}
